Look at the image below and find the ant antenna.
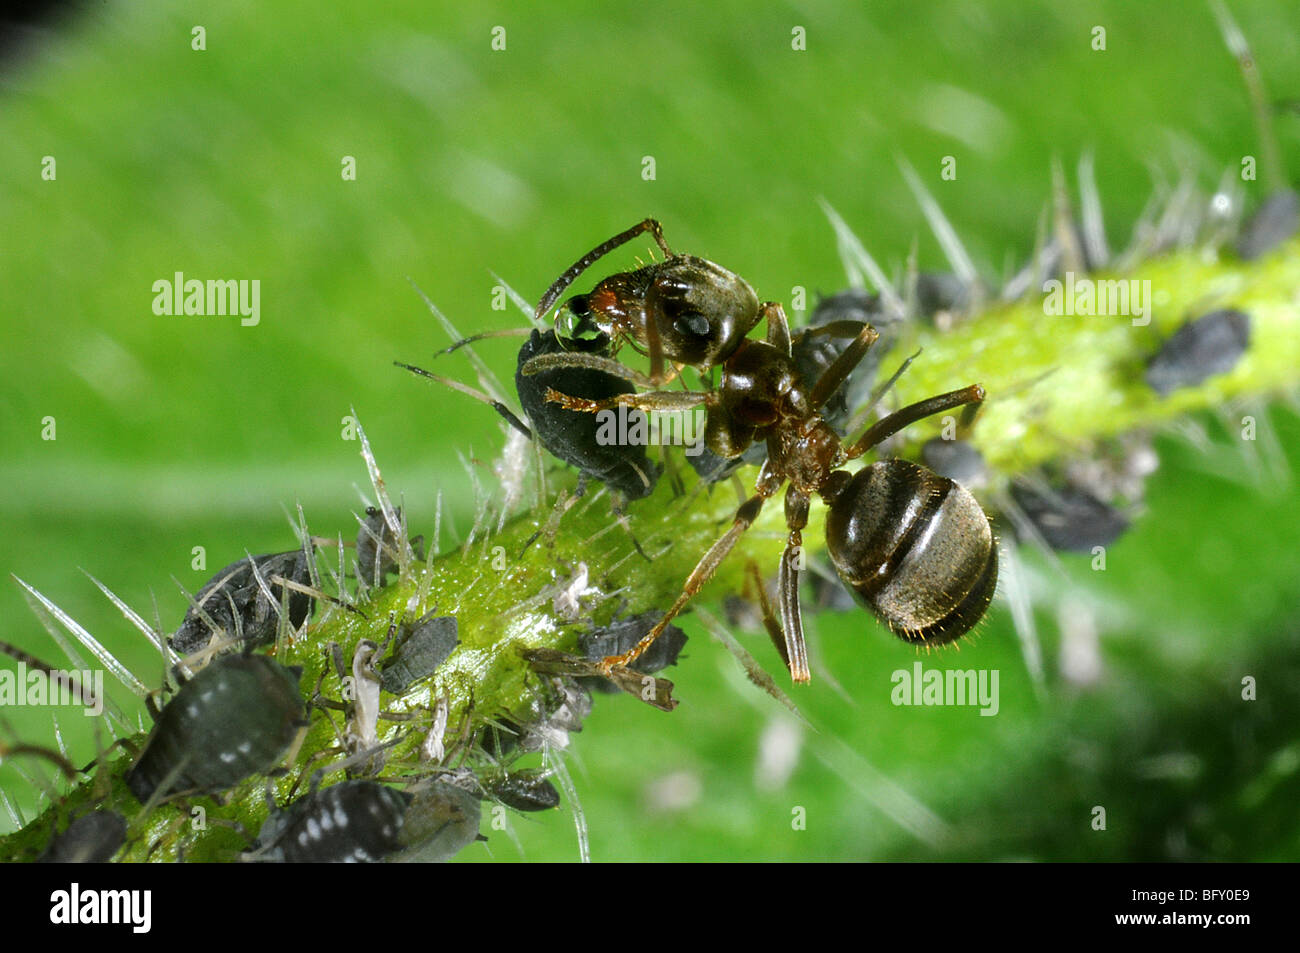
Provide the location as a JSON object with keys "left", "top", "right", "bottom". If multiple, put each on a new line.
{"left": 534, "top": 218, "right": 673, "bottom": 322}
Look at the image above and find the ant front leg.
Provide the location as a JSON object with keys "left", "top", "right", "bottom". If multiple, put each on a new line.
{"left": 542, "top": 387, "right": 709, "bottom": 416}
{"left": 762, "top": 302, "right": 793, "bottom": 355}
{"left": 599, "top": 464, "right": 785, "bottom": 676}
{"left": 519, "top": 349, "right": 680, "bottom": 389}
{"left": 807, "top": 322, "right": 880, "bottom": 412}
{"left": 845, "top": 384, "right": 985, "bottom": 459}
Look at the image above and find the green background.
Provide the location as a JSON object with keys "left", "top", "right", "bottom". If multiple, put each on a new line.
{"left": 1, "top": 0, "right": 1298, "bottom": 861}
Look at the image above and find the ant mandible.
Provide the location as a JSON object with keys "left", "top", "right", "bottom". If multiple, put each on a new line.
{"left": 523, "top": 219, "right": 997, "bottom": 685}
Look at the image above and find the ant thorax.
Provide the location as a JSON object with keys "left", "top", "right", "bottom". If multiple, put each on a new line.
{"left": 710, "top": 338, "right": 844, "bottom": 491}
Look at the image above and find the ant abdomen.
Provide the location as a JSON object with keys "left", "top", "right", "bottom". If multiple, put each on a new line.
{"left": 826, "top": 459, "right": 997, "bottom": 645}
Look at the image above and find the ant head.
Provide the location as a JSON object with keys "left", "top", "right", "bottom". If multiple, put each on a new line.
{"left": 555, "top": 295, "right": 610, "bottom": 343}
{"left": 645, "top": 256, "right": 760, "bottom": 369}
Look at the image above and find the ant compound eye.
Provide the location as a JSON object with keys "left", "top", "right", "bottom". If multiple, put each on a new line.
{"left": 673, "top": 311, "right": 710, "bottom": 338}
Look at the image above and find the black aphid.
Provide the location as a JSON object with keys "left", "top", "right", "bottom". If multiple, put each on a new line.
{"left": 516, "top": 329, "right": 661, "bottom": 499}
{"left": 1235, "top": 190, "right": 1298, "bottom": 260}
{"left": 577, "top": 611, "right": 688, "bottom": 695}
{"left": 1145, "top": 309, "right": 1251, "bottom": 397}
{"left": 479, "top": 719, "right": 525, "bottom": 760}
{"left": 482, "top": 770, "right": 561, "bottom": 813}
{"left": 38, "top": 811, "right": 127, "bottom": 863}
{"left": 791, "top": 317, "right": 857, "bottom": 434}
{"left": 170, "top": 551, "right": 315, "bottom": 656}
{"left": 356, "top": 506, "right": 425, "bottom": 587}
{"left": 126, "top": 654, "right": 305, "bottom": 803}
{"left": 247, "top": 780, "right": 412, "bottom": 863}
{"left": 914, "top": 271, "right": 973, "bottom": 320}
{"left": 379, "top": 612, "right": 459, "bottom": 695}
{"left": 808, "top": 288, "right": 899, "bottom": 387}
{"left": 921, "top": 438, "right": 988, "bottom": 488}
{"left": 1010, "top": 481, "right": 1130, "bottom": 553}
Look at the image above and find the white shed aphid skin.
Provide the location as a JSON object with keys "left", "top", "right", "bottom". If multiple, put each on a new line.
{"left": 347, "top": 639, "right": 383, "bottom": 775}
{"left": 420, "top": 695, "right": 450, "bottom": 763}
{"left": 551, "top": 562, "right": 591, "bottom": 623}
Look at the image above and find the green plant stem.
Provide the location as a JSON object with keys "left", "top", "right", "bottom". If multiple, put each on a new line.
{"left": 2, "top": 238, "right": 1297, "bottom": 862}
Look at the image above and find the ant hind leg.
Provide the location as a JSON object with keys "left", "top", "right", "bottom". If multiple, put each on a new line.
{"left": 776, "top": 488, "right": 812, "bottom": 684}
{"left": 600, "top": 470, "right": 784, "bottom": 675}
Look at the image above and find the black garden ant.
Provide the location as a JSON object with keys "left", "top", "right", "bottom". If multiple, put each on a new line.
{"left": 522, "top": 219, "right": 998, "bottom": 687}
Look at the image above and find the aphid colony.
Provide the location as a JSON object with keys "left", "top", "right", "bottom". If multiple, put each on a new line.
{"left": 22, "top": 503, "right": 686, "bottom": 864}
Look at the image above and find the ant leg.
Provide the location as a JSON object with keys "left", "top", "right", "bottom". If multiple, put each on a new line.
{"left": 762, "top": 302, "right": 792, "bottom": 355}
{"left": 534, "top": 219, "right": 672, "bottom": 322}
{"left": 796, "top": 319, "right": 877, "bottom": 342}
{"left": 543, "top": 387, "right": 708, "bottom": 416}
{"left": 600, "top": 467, "right": 785, "bottom": 674}
{"left": 844, "top": 384, "right": 985, "bottom": 459}
{"left": 807, "top": 323, "right": 880, "bottom": 411}
{"left": 776, "top": 487, "right": 812, "bottom": 683}
{"left": 845, "top": 347, "right": 921, "bottom": 434}
{"left": 395, "top": 361, "right": 533, "bottom": 439}
{"left": 519, "top": 350, "right": 680, "bottom": 389}
{"left": 645, "top": 289, "right": 667, "bottom": 386}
